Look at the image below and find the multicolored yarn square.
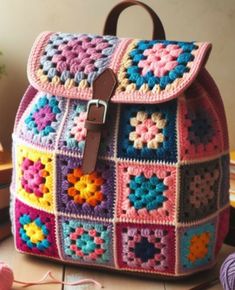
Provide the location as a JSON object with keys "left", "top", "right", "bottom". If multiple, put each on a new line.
{"left": 118, "top": 101, "right": 177, "bottom": 162}
{"left": 20, "top": 92, "right": 65, "bottom": 147}
{"left": 116, "top": 223, "right": 175, "bottom": 273}
{"left": 179, "top": 91, "right": 223, "bottom": 161}
{"left": 15, "top": 199, "right": 59, "bottom": 258}
{"left": 117, "top": 162, "right": 176, "bottom": 222}
{"left": 116, "top": 40, "right": 198, "bottom": 93}
{"left": 56, "top": 155, "right": 115, "bottom": 218}
{"left": 215, "top": 208, "right": 230, "bottom": 256}
{"left": 59, "top": 100, "right": 116, "bottom": 156}
{"left": 59, "top": 217, "right": 113, "bottom": 265}
{"left": 16, "top": 145, "right": 54, "bottom": 212}
{"left": 220, "top": 154, "right": 230, "bottom": 207}
{"left": 37, "top": 33, "right": 119, "bottom": 89}
{"left": 179, "top": 159, "right": 220, "bottom": 222}
{"left": 179, "top": 221, "right": 215, "bottom": 272}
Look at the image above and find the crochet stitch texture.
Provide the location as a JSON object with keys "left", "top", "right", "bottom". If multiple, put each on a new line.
{"left": 11, "top": 31, "right": 230, "bottom": 278}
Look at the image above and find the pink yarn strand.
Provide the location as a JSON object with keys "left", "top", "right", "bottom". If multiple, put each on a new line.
{"left": 13, "top": 271, "right": 103, "bottom": 288}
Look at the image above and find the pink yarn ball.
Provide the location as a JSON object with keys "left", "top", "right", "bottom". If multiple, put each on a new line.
{"left": 0, "top": 262, "right": 14, "bottom": 290}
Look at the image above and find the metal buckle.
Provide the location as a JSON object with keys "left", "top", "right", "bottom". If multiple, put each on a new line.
{"left": 86, "top": 99, "right": 108, "bottom": 123}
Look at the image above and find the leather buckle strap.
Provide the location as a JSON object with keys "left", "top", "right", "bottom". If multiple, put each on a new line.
{"left": 82, "top": 69, "right": 117, "bottom": 174}
{"left": 86, "top": 99, "right": 108, "bottom": 123}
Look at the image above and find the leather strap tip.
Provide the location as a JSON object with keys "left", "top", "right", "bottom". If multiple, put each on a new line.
{"left": 81, "top": 168, "right": 90, "bottom": 175}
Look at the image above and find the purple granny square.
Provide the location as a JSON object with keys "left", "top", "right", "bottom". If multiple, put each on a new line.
{"left": 56, "top": 154, "right": 115, "bottom": 218}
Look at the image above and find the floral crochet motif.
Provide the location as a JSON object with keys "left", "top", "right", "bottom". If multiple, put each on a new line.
{"left": 17, "top": 146, "right": 54, "bottom": 212}
{"left": 15, "top": 200, "right": 59, "bottom": 257}
{"left": 37, "top": 33, "right": 118, "bottom": 88}
{"left": 21, "top": 158, "right": 49, "bottom": 198}
{"left": 70, "top": 227, "right": 106, "bottom": 259}
{"left": 189, "top": 169, "right": 219, "bottom": 208}
{"left": 188, "top": 232, "right": 210, "bottom": 263}
{"left": 19, "top": 214, "right": 50, "bottom": 251}
{"left": 117, "top": 224, "right": 175, "bottom": 273}
{"left": 25, "top": 95, "right": 61, "bottom": 136}
{"left": 129, "top": 111, "right": 167, "bottom": 149}
{"left": 117, "top": 40, "right": 198, "bottom": 92}
{"left": 70, "top": 111, "right": 87, "bottom": 144}
{"left": 138, "top": 43, "right": 183, "bottom": 77}
{"left": 67, "top": 168, "right": 104, "bottom": 207}
{"left": 128, "top": 174, "right": 167, "bottom": 211}
{"left": 61, "top": 219, "right": 113, "bottom": 265}
{"left": 179, "top": 159, "right": 220, "bottom": 222}
{"left": 118, "top": 102, "right": 177, "bottom": 162}
{"left": 117, "top": 163, "right": 176, "bottom": 223}
{"left": 180, "top": 222, "right": 215, "bottom": 270}
{"left": 179, "top": 90, "right": 223, "bottom": 161}
{"left": 56, "top": 155, "right": 115, "bottom": 218}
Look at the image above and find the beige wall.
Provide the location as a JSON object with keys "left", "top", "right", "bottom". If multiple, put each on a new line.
{"left": 0, "top": 0, "right": 234, "bottom": 149}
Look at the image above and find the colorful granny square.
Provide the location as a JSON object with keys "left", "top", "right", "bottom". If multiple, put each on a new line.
{"left": 220, "top": 154, "right": 230, "bottom": 207}
{"left": 179, "top": 221, "right": 216, "bottom": 272}
{"left": 178, "top": 94, "right": 223, "bottom": 161}
{"left": 56, "top": 155, "right": 115, "bottom": 218}
{"left": 215, "top": 208, "right": 230, "bottom": 256}
{"left": 19, "top": 92, "right": 66, "bottom": 147}
{"left": 16, "top": 145, "right": 54, "bottom": 212}
{"left": 116, "top": 40, "right": 198, "bottom": 93}
{"left": 59, "top": 217, "right": 113, "bottom": 265}
{"left": 118, "top": 101, "right": 177, "bottom": 162}
{"left": 15, "top": 199, "right": 59, "bottom": 258}
{"left": 59, "top": 100, "right": 116, "bottom": 156}
{"left": 117, "top": 162, "right": 176, "bottom": 223}
{"left": 179, "top": 159, "right": 220, "bottom": 222}
{"left": 37, "top": 33, "right": 119, "bottom": 89}
{"left": 116, "top": 223, "right": 175, "bottom": 273}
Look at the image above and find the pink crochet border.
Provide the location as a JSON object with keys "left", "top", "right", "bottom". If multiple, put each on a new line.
{"left": 27, "top": 31, "right": 212, "bottom": 104}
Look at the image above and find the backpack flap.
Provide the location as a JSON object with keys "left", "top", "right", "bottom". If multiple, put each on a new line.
{"left": 27, "top": 31, "right": 211, "bottom": 104}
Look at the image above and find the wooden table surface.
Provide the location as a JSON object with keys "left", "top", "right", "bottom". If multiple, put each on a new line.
{"left": 0, "top": 236, "right": 234, "bottom": 290}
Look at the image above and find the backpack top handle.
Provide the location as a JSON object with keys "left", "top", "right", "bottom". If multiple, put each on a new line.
{"left": 103, "top": 0, "right": 166, "bottom": 40}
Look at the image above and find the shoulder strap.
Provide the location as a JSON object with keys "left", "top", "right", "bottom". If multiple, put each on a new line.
{"left": 103, "top": 0, "right": 166, "bottom": 40}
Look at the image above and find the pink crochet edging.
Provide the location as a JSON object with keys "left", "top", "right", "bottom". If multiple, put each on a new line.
{"left": 27, "top": 31, "right": 212, "bottom": 104}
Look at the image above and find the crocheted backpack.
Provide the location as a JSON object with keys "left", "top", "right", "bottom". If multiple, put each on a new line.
{"left": 11, "top": 0, "right": 230, "bottom": 278}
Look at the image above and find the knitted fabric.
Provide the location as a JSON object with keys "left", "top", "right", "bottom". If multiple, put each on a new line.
{"left": 59, "top": 218, "right": 113, "bottom": 265}
{"left": 15, "top": 199, "right": 59, "bottom": 258}
{"left": 179, "top": 221, "right": 215, "bottom": 272}
{"left": 16, "top": 145, "right": 54, "bottom": 212}
{"left": 117, "top": 163, "right": 176, "bottom": 223}
{"left": 11, "top": 31, "right": 230, "bottom": 278}
{"left": 20, "top": 92, "right": 66, "bottom": 148}
{"left": 56, "top": 155, "right": 115, "bottom": 218}
{"left": 116, "top": 223, "right": 175, "bottom": 273}
{"left": 58, "top": 100, "right": 116, "bottom": 156}
{"left": 118, "top": 101, "right": 177, "bottom": 162}
{"left": 37, "top": 33, "right": 119, "bottom": 88}
{"left": 179, "top": 159, "right": 220, "bottom": 222}
{"left": 28, "top": 32, "right": 212, "bottom": 103}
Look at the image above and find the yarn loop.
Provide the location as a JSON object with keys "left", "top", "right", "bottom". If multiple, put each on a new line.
{"left": 0, "top": 262, "right": 14, "bottom": 290}
{"left": 0, "top": 261, "right": 102, "bottom": 290}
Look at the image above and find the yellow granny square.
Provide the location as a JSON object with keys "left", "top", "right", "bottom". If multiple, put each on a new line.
{"left": 16, "top": 145, "right": 54, "bottom": 212}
